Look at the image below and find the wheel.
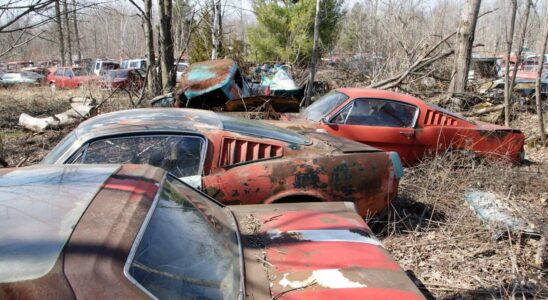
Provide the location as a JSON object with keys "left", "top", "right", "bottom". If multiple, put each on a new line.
{"left": 50, "top": 82, "right": 56, "bottom": 92}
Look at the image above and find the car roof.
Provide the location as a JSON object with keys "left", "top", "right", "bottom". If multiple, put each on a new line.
{"left": 337, "top": 88, "right": 426, "bottom": 107}
{"left": 179, "top": 59, "right": 238, "bottom": 99}
{"left": 71, "top": 108, "right": 310, "bottom": 145}
{"left": 0, "top": 164, "right": 121, "bottom": 283}
{"left": 74, "top": 108, "right": 222, "bottom": 140}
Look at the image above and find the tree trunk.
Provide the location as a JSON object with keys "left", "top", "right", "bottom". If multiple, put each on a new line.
{"left": 303, "top": 0, "right": 321, "bottom": 108}
{"left": 54, "top": 0, "right": 66, "bottom": 66}
{"left": 71, "top": 0, "right": 82, "bottom": 62}
{"left": 211, "top": 0, "right": 222, "bottom": 59}
{"left": 448, "top": 0, "right": 481, "bottom": 106}
{"left": 509, "top": 0, "right": 532, "bottom": 101}
{"left": 504, "top": 0, "right": 517, "bottom": 126}
{"left": 62, "top": 0, "right": 73, "bottom": 66}
{"left": 535, "top": 9, "right": 548, "bottom": 144}
{"left": 158, "top": 0, "right": 175, "bottom": 91}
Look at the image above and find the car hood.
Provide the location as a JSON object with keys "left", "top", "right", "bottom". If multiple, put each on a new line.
{"left": 229, "top": 202, "right": 425, "bottom": 300}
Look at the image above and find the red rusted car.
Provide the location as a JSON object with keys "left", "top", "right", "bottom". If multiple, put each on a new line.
{"left": 98, "top": 69, "right": 145, "bottom": 90}
{"left": 42, "top": 108, "right": 404, "bottom": 217}
{"left": 0, "top": 164, "right": 425, "bottom": 299}
{"left": 46, "top": 67, "right": 95, "bottom": 91}
{"left": 275, "top": 88, "right": 525, "bottom": 166}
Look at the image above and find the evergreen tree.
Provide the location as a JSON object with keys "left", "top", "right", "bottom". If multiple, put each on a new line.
{"left": 249, "top": 0, "right": 344, "bottom": 65}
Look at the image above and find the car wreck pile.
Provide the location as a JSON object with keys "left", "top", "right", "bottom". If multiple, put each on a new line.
{"left": 2, "top": 59, "right": 545, "bottom": 299}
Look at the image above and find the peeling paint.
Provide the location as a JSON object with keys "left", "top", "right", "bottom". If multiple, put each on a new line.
{"left": 267, "top": 229, "right": 383, "bottom": 246}
{"left": 279, "top": 269, "right": 367, "bottom": 289}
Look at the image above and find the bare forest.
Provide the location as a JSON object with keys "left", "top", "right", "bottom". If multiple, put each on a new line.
{"left": 0, "top": 0, "right": 547, "bottom": 299}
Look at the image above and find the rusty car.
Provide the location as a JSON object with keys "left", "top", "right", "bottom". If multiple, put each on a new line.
{"left": 41, "top": 108, "right": 404, "bottom": 217}
{"left": 0, "top": 164, "right": 425, "bottom": 299}
{"left": 273, "top": 88, "right": 525, "bottom": 166}
{"left": 150, "top": 59, "right": 301, "bottom": 113}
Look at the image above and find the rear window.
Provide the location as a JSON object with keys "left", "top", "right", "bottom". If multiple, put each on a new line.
{"left": 219, "top": 114, "right": 310, "bottom": 145}
{"left": 69, "top": 135, "right": 205, "bottom": 178}
{"left": 125, "top": 176, "right": 241, "bottom": 299}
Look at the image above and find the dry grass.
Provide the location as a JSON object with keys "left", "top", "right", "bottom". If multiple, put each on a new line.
{"left": 371, "top": 152, "right": 548, "bottom": 299}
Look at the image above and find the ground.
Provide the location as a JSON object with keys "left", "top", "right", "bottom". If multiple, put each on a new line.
{"left": 0, "top": 85, "right": 546, "bottom": 299}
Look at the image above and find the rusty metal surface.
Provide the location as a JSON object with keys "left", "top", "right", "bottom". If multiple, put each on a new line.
{"left": 177, "top": 59, "right": 238, "bottom": 99}
{"left": 230, "top": 202, "right": 425, "bottom": 300}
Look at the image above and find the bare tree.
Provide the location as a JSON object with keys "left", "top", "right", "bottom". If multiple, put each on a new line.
{"left": 211, "top": 0, "right": 222, "bottom": 59}
{"left": 448, "top": 0, "right": 481, "bottom": 105}
{"left": 54, "top": 0, "right": 66, "bottom": 65}
{"left": 303, "top": 0, "right": 321, "bottom": 107}
{"left": 71, "top": 0, "right": 81, "bottom": 62}
{"left": 535, "top": 8, "right": 548, "bottom": 145}
{"left": 62, "top": 0, "right": 72, "bottom": 65}
{"left": 504, "top": 0, "right": 517, "bottom": 126}
{"left": 508, "top": 0, "right": 532, "bottom": 100}
{"left": 158, "top": 0, "right": 175, "bottom": 91}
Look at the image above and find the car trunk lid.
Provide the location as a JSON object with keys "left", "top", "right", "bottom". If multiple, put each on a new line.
{"left": 229, "top": 202, "right": 425, "bottom": 300}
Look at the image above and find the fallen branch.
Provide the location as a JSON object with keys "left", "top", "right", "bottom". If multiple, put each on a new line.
{"left": 369, "top": 32, "right": 457, "bottom": 90}
{"left": 18, "top": 97, "right": 97, "bottom": 132}
{"left": 462, "top": 104, "right": 504, "bottom": 117}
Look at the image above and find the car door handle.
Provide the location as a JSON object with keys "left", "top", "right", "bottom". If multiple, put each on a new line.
{"left": 399, "top": 131, "right": 415, "bottom": 139}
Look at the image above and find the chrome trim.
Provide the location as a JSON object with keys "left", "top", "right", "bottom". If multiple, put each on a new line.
{"left": 227, "top": 209, "right": 246, "bottom": 300}
{"left": 122, "top": 173, "right": 166, "bottom": 300}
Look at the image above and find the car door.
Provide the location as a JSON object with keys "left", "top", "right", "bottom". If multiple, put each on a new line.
{"left": 66, "top": 134, "right": 207, "bottom": 189}
{"left": 324, "top": 98, "right": 418, "bottom": 165}
{"left": 65, "top": 69, "right": 77, "bottom": 88}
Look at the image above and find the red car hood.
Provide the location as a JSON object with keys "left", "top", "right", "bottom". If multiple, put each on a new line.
{"left": 230, "top": 202, "right": 425, "bottom": 300}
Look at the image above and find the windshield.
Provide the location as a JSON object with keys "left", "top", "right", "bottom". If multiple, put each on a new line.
{"left": 126, "top": 176, "right": 241, "bottom": 299}
{"left": 106, "top": 70, "right": 129, "bottom": 79}
{"left": 303, "top": 91, "right": 349, "bottom": 121}
{"left": 219, "top": 114, "right": 311, "bottom": 145}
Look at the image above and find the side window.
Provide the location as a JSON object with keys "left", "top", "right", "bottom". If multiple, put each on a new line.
{"left": 55, "top": 69, "right": 64, "bottom": 76}
{"left": 95, "top": 62, "right": 101, "bottom": 70}
{"left": 65, "top": 69, "right": 74, "bottom": 77}
{"left": 331, "top": 104, "right": 353, "bottom": 124}
{"left": 71, "top": 135, "right": 205, "bottom": 178}
{"left": 336, "top": 99, "right": 417, "bottom": 128}
{"left": 129, "top": 61, "right": 139, "bottom": 68}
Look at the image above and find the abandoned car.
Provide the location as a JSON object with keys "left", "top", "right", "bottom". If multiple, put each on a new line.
{"left": 150, "top": 59, "right": 301, "bottom": 113}
{"left": 0, "top": 164, "right": 425, "bottom": 299}
{"left": 274, "top": 88, "right": 525, "bottom": 166}
{"left": 41, "top": 108, "right": 404, "bottom": 217}
{"left": 47, "top": 66, "right": 95, "bottom": 91}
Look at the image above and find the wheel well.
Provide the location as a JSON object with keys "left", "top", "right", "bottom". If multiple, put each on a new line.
{"left": 273, "top": 195, "right": 324, "bottom": 204}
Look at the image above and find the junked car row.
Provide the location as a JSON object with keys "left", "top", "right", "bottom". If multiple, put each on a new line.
{"left": 1, "top": 59, "right": 529, "bottom": 299}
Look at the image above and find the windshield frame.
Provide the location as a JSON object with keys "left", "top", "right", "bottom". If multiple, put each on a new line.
{"left": 123, "top": 174, "right": 244, "bottom": 299}
{"left": 303, "top": 90, "right": 349, "bottom": 122}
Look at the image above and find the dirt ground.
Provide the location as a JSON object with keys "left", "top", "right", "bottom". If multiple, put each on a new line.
{"left": 0, "top": 85, "right": 546, "bottom": 299}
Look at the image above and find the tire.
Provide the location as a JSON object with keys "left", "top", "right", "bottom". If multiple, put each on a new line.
{"left": 50, "top": 83, "right": 56, "bottom": 92}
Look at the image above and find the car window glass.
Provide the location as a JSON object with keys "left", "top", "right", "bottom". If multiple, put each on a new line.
{"left": 331, "top": 103, "right": 353, "bottom": 124}
{"left": 64, "top": 69, "right": 74, "bottom": 77}
{"left": 127, "top": 176, "right": 240, "bottom": 299}
{"left": 76, "top": 135, "right": 205, "bottom": 178}
{"left": 339, "top": 99, "right": 417, "bottom": 128}
{"left": 303, "top": 91, "right": 349, "bottom": 122}
{"left": 55, "top": 69, "right": 64, "bottom": 76}
{"left": 129, "top": 61, "right": 139, "bottom": 68}
{"left": 73, "top": 68, "right": 86, "bottom": 76}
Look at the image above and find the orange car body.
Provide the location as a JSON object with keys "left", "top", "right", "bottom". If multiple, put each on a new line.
{"left": 275, "top": 88, "right": 525, "bottom": 166}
